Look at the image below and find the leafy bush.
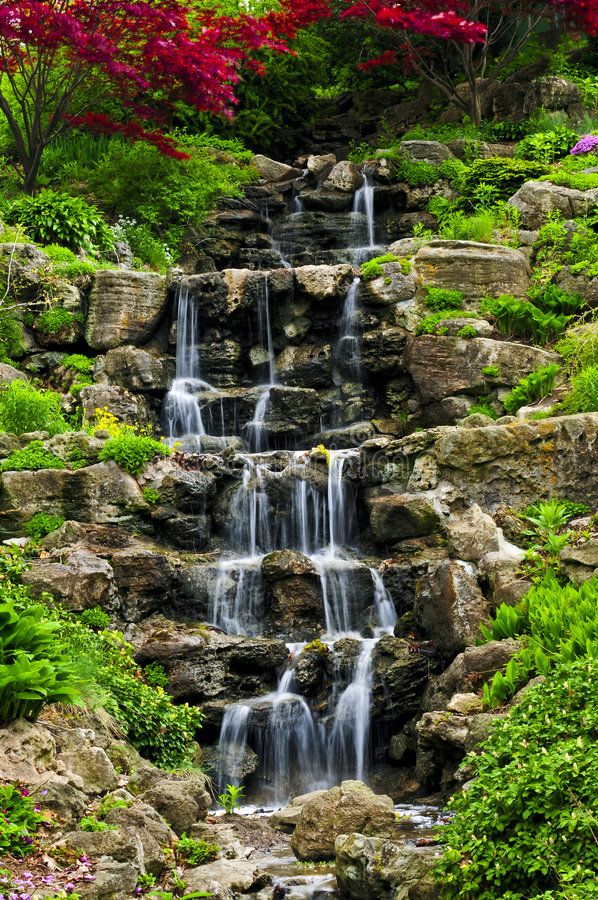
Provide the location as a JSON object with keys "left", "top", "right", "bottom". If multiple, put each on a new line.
{"left": 459, "top": 157, "right": 550, "bottom": 202}
{"left": 436, "top": 656, "right": 598, "bottom": 899}
{"left": 0, "top": 441, "right": 66, "bottom": 472}
{"left": 0, "top": 784, "right": 44, "bottom": 857}
{"left": 43, "top": 244, "right": 100, "bottom": 278}
{"left": 98, "top": 432, "right": 170, "bottom": 476}
{"left": 62, "top": 354, "right": 95, "bottom": 375}
{"left": 481, "top": 294, "right": 571, "bottom": 344}
{"left": 110, "top": 217, "right": 172, "bottom": 272}
{"left": 482, "top": 365, "right": 500, "bottom": 377}
{"left": 394, "top": 158, "right": 439, "bottom": 186}
{"left": 6, "top": 191, "right": 112, "bottom": 251}
{"left": 527, "top": 283, "right": 585, "bottom": 316}
{"left": 514, "top": 126, "right": 579, "bottom": 164}
{"left": 423, "top": 287, "right": 464, "bottom": 311}
{"left": 440, "top": 210, "right": 496, "bottom": 243}
{"left": 502, "top": 364, "right": 561, "bottom": 415}
{"left": 0, "top": 599, "right": 83, "bottom": 725}
{"left": 142, "top": 487, "right": 160, "bottom": 505}
{"left": 78, "top": 816, "right": 116, "bottom": 833}
{"left": 457, "top": 325, "right": 477, "bottom": 338}
{"left": 540, "top": 170, "right": 598, "bottom": 190}
{"left": 176, "top": 834, "right": 220, "bottom": 866}
{"left": 143, "top": 661, "right": 169, "bottom": 688}
{"left": 468, "top": 401, "right": 499, "bottom": 419}
{"left": 562, "top": 364, "right": 598, "bottom": 412}
{"left": 35, "top": 307, "right": 81, "bottom": 337}
{"left": 0, "top": 380, "right": 69, "bottom": 435}
{"left": 416, "top": 309, "right": 478, "bottom": 336}
{"left": 24, "top": 512, "right": 65, "bottom": 541}
{"left": 79, "top": 607, "right": 111, "bottom": 630}
{"left": 0, "top": 309, "right": 24, "bottom": 364}
{"left": 360, "top": 253, "right": 411, "bottom": 279}
{"left": 218, "top": 783, "right": 244, "bottom": 814}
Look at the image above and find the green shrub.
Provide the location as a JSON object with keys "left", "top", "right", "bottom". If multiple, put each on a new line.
{"left": 436, "top": 655, "right": 598, "bottom": 899}
{"left": 6, "top": 191, "right": 112, "bottom": 251}
{"left": 79, "top": 816, "right": 117, "bottom": 833}
{"left": 481, "top": 294, "right": 571, "bottom": 344}
{"left": 360, "top": 253, "right": 411, "bottom": 280}
{"left": 423, "top": 287, "right": 464, "bottom": 311}
{"left": 0, "top": 309, "right": 24, "bottom": 364}
{"left": 527, "top": 283, "right": 585, "bottom": 316}
{"left": 457, "top": 325, "right": 477, "bottom": 338}
{"left": 142, "top": 487, "right": 160, "bottom": 505}
{"left": 0, "top": 381, "right": 69, "bottom": 435}
{"left": 556, "top": 323, "right": 598, "bottom": 373}
{"left": 502, "top": 364, "right": 561, "bottom": 415}
{"left": 42, "top": 244, "right": 100, "bottom": 278}
{"left": 0, "top": 599, "right": 83, "bottom": 725}
{"left": 540, "top": 170, "right": 598, "bottom": 190}
{"left": 143, "top": 661, "right": 169, "bottom": 688}
{"left": 79, "top": 607, "right": 111, "bottom": 630}
{"left": 416, "top": 309, "right": 478, "bottom": 336}
{"left": 514, "top": 126, "right": 579, "bottom": 164}
{"left": 394, "top": 158, "right": 439, "bottom": 186}
{"left": 482, "top": 365, "right": 500, "bottom": 377}
{"left": 99, "top": 432, "right": 170, "bottom": 476}
{"left": 468, "top": 401, "right": 499, "bottom": 419}
{"left": 459, "top": 157, "right": 550, "bottom": 202}
{"left": 62, "top": 354, "right": 95, "bottom": 375}
{"left": 24, "top": 512, "right": 65, "bottom": 541}
{"left": 111, "top": 218, "right": 172, "bottom": 271}
{"left": 176, "top": 834, "right": 220, "bottom": 866}
{"left": 562, "top": 364, "right": 598, "bottom": 413}
{"left": 0, "top": 784, "right": 44, "bottom": 857}
{"left": 35, "top": 307, "right": 81, "bottom": 337}
{"left": 0, "top": 441, "right": 66, "bottom": 472}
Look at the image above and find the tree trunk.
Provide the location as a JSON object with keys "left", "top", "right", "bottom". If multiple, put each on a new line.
{"left": 22, "top": 152, "right": 42, "bottom": 195}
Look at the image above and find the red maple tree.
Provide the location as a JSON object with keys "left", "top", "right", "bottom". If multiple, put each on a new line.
{"left": 0, "top": 0, "right": 330, "bottom": 192}
{"left": 342, "top": 1, "right": 598, "bottom": 125}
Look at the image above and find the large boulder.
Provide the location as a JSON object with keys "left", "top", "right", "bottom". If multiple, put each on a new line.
{"left": 22, "top": 550, "right": 117, "bottom": 612}
{"left": 0, "top": 243, "right": 49, "bottom": 299}
{"left": 414, "top": 559, "right": 491, "bottom": 657}
{"left": 79, "top": 384, "right": 154, "bottom": 430}
{"left": 405, "top": 335, "right": 559, "bottom": 405}
{"left": 423, "top": 639, "right": 521, "bottom": 712}
{"left": 85, "top": 270, "right": 167, "bottom": 350}
{"left": 141, "top": 774, "right": 211, "bottom": 834}
{"left": 291, "top": 781, "right": 395, "bottom": 861}
{"left": 509, "top": 180, "right": 598, "bottom": 229}
{"left": 432, "top": 413, "right": 598, "bottom": 510}
{"left": 414, "top": 240, "right": 530, "bottom": 298}
{"left": 95, "top": 347, "right": 174, "bottom": 393}
{"left": 367, "top": 489, "right": 445, "bottom": 547}
{"left": 446, "top": 504, "right": 500, "bottom": 561}
{"left": 185, "top": 859, "right": 268, "bottom": 896}
{"left": 276, "top": 343, "right": 332, "bottom": 388}
{"left": 0, "top": 461, "right": 149, "bottom": 537}
{"left": 335, "top": 832, "right": 441, "bottom": 900}
{"left": 294, "top": 264, "right": 354, "bottom": 302}
{"left": 400, "top": 140, "right": 453, "bottom": 165}
{"left": 252, "top": 154, "right": 303, "bottom": 182}
{"left": 323, "top": 160, "right": 362, "bottom": 193}
{"left": 262, "top": 550, "right": 323, "bottom": 637}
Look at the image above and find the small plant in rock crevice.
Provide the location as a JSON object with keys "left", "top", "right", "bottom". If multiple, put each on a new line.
{"left": 0, "top": 441, "right": 66, "bottom": 472}
{"left": 0, "top": 784, "right": 45, "bottom": 857}
{"left": 502, "top": 364, "right": 561, "bottom": 415}
{"left": 175, "top": 834, "right": 220, "bottom": 866}
{"left": 217, "top": 783, "right": 244, "bottom": 814}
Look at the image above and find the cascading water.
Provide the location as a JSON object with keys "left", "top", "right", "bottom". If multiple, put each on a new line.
{"left": 351, "top": 171, "right": 383, "bottom": 264}
{"left": 333, "top": 277, "right": 362, "bottom": 386}
{"left": 245, "top": 277, "right": 277, "bottom": 452}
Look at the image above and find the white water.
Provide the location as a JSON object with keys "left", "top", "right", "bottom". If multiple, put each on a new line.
{"left": 333, "top": 277, "right": 362, "bottom": 386}
{"left": 351, "top": 172, "right": 384, "bottom": 264}
{"left": 246, "top": 277, "right": 277, "bottom": 452}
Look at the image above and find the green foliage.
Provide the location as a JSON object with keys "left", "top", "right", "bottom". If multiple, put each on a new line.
{"left": 468, "top": 401, "right": 499, "bottom": 419}
{"left": 110, "top": 218, "right": 172, "bottom": 272}
{"left": 394, "top": 158, "right": 439, "bottom": 187}
{"left": 0, "top": 309, "right": 24, "bottom": 364}
{"left": 0, "top": 784, "right": 44, "bottom": 857}
{"left": 527, "top": 283, "right": 585, "bottom": 316}
{"left": 35, "top": 307, "right": 81, "bottom": 337}
{"left": 423, "top": 286, "right": 464, "bottom": 312}
{"left": 6, "top": 191, "right": 112, "bottom": 252}
{"left": 481, "top": 294, "right": 571, "bottom": 344}
{"left": 142, "top": 487, "right": 160, "bottom": 505}
{"left": 0, "top": 599, "right": 83, "bottom": 725}
{"left": 562, "top": 364, "right": 598, "bottom": 413}
{"left": 98, "top": 432, "right": 170, "bottom": 476}
{"left": 514, "top": 126, "right": 579, "bottom": 164}
{"left": 436, "top": 656, "right": 598, "bottom": 899}
{"left": 534, "top": 214, "right": 598, "bottom": 280}
{"left": 521, "top": 498, "right": 581, "bottom": 538}
{"left": 218, "top": 783, "right": 244, "bottom": 814}
{"left": 482, "top": 365, "right": 500, "bottom": 377}
{"left": 78, "top": 816, "right": 117, "bottom": 833}
{"left": 42, "top": 245, "right": 101, "bottom": 278}
{"left": 458, "top": 157, "right": 550, "bottom": 202}
{"left": 62, "top": 354, "right": 95, "bottom": 375}
{"left": 24, "top": 512, "right": 65, "bottom": 541}
{"left": 0, "top": 380, "right": 69, "bottom": 435}
{"left": 176, "top": 834, "right": 220, "bottom": 866}
{"left": 457, "top": 325, "right": 477, "bottom": 338}
{"left": 416, "top": 310, "right": 478, "bottom": 336}
{"left": 540, "top": 170, "right": 598, "bottom": 190}
{"left": 502, "top": 364, "right": 561, "bottom": 415}
{"left": 556, "top": 322, "right": 598, "bottom": 373}
{"left": 79, "top": 607, "right": 111, "bottom": 630}
{"left": 0, "top": 441, "right": 66, "bottom": 472}
{"left": 360, "top": 253, "right": 411, "bottom": 280}
{"left": 143, "top": 661, "right": 169, "bottom": 688}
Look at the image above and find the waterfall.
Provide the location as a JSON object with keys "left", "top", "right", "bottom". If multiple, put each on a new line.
{"left": 245, "top": 276, "right": 277, "bottom": 452}
{"left": 163, "top": 285, "right": 211, "bottom": 444}
{"left": 327, "top": 640, "right": 375, "bottom": 783}
{"left": 333, "top": 277, "right": 362, "bottom": 386}
{"left": 217, "top": 703, "right": 251, "bottom": 789}
{"left": 351, "top": 172, "right": 382, "bottom": 264}
{"left": 371, "top": 568, "right": 398, "bottom": 634}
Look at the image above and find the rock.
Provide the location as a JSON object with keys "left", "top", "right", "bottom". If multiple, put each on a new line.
{"left": 141, "top": 775, "right": 211, "bottom": 834}
{"left": 74, "top": 859, "right": 138, "bottom": 900}
{"left": 360, "top": 327, "right": 407, "bottom": 377}
{"left": 323, "top": 160, "right": 362, "bottom": 193}
{"left": 0, "top": 461, "right": 149, "bottom": 537}
{"left": 388, "top": 733, "right": 409, "bottom": 763}
{"left": 58, "top": 827, "right": 145, "bottom": 868}
{"left": 0, "top": 243, "right": 49, "bottom": 299}
{"left": 432, "top": 413, "right": 598, "bottom": 510}
{"left": 95, "top": 347, "right": 173, "bottom": 393}
{"left": 0, "top": 719, "right": 56, "bottom": 782}
{"left": 252, "top": 154, "right": 303, "bottom": 182}
{"left": 335, "top": 832, "right": 441, "bottom": 900}
{"left": 423, "top": 639, "right": 521, "bottom": 712}
{"left": 307, "top": 153, "right": 336, "bottom": 174}
{"left": 56, "top": 745, "right": 118, "bottom": 795}
{"left": 416, "top": 709, "right": 499, "bottom": 753}
{"left": 291, "top": 781, "right": 395, "bottom": 861}
{"left": 524, "top": 76, "right": 580, "bottom": 112}
{"left": 276, "top": 343, "right": 332, "bottom": 388}
{"left": 446, "top": 504, "right": 500, "bottom": 561}
{"left": 414, "top": 240, "right": 530, "bottom": 298}
{"left": 185, "top": 859, "right": 268, "bottom": 895}
{"left": 362, "top": 264, "right": 416, "bottom": 308}
{"left": 478, "top": 546, "right": 529, "bottom": 606}
{"left": 400, "top": 140, "right": 454, "bottom": 165}
{"left": 428, "top": 316, "right": 493, "bottom": 338}
{"left": 447, "top": 692, "right": 483, "bottom": 715}
{"left": 509, "top": 180, "right": 598, "bottom": 229}
{"left": 294, "top": 264, "right": 354, "bottom": 301}
{"left": 270, "top": 791, "right": 328, "bottom": 832}
{"left": 371, "top": 636, "right": 430, "bottom": 726}
{"left": 0, "top": 363, "right": 27, "bottom": 385}
{"left": 85, "top": 270, "right": 167, "bottom": 350}
{"left": 79, "top": 384, "right": 154, "bottom": 430}
{"left": 46, "top": 431, "right": 105, "bottom": 466}
{"left": 264, "top": 386, "right": 321, "bottom": 442}
{"left": 414, "top": 559, "right": 490, "bottom": 658}
{"left": 104, "top": 801, "right": 176, "bottom": 874}
{"left": 405, "top": 335, "right": 558, "bottom": 405}
{"left": 367, "top": 490, "right": 445, "bottom": 546}
{"left": 21, "top": 551, "right": 117, "bottom": 611}
{"left": 111, "top": 546, "right": 173, "bottom": 620}
{"left": 560, "top": 536, "right": 598, "bottom": 582}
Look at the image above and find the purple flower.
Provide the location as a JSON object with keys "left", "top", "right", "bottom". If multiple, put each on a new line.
{"left": 571, "top": 134, "right": 598, "bottom": 155}
{"left": 83, "top": 875, "right": 95, "bottom": 882}
{"left": 79, "top": 854, "right": 89, "bottom": 863}
{"left": 64, "top": 884, "right": 75, "bottom": 894}
{"left": 40, "top": 790, "right": 48, "bottom": 796}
